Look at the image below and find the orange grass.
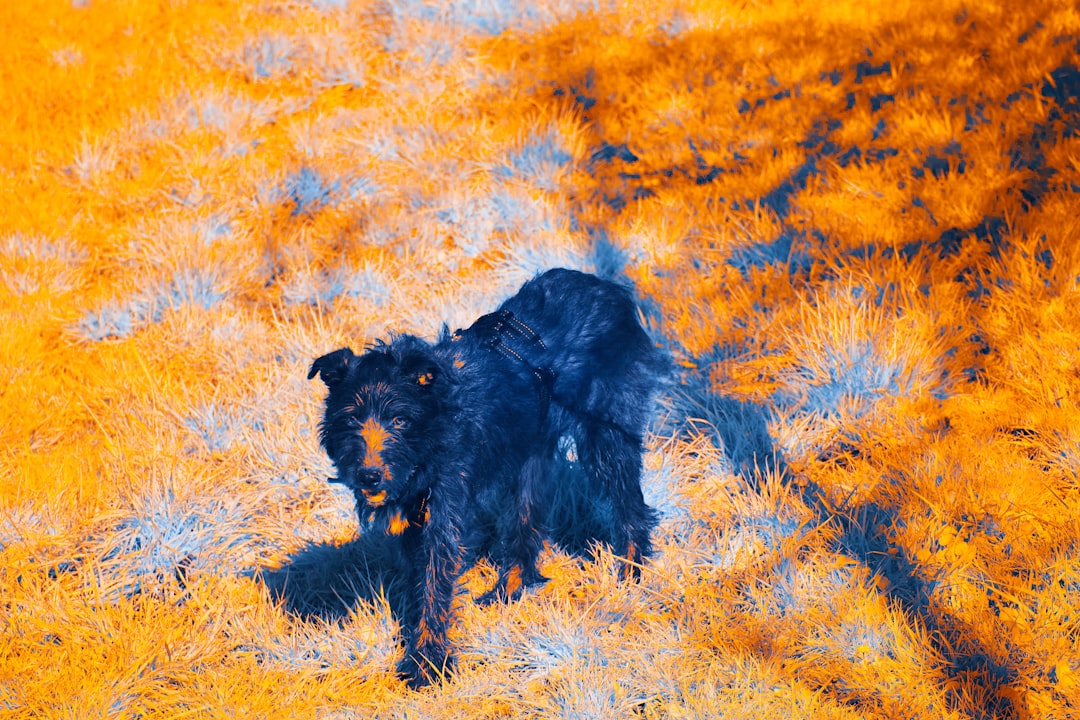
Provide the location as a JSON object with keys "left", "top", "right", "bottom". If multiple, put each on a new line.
{"left": 2, "top": 0, "right": 1079, "bottom": 717}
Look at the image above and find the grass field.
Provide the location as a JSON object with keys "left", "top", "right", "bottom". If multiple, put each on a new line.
{"left": 2, "top": 0, "right": 1080, "bottom": 717}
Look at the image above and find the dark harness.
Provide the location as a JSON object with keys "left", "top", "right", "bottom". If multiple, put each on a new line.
{"left": 453, "top": 309, "right": 556, "bottom": 417}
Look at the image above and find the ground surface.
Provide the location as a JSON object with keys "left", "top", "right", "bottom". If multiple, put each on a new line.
{"left": 2, "top": 0, "right": 1080, "bottom": 717}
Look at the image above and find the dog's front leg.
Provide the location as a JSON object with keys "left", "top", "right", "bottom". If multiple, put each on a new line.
{"left": 397, "top": 487, "right": 466, "bottom": 688}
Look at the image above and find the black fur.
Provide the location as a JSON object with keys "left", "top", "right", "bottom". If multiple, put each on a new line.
{"left": 308, "top": 268, "right": 664, "bottom": 687}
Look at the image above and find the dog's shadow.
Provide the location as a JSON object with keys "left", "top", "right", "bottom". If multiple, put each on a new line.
{"left": 260, "top": 531, "right": 412, "bottom": 620}
{"left": 261, "top": 460, "right": 630, "bottom": 621}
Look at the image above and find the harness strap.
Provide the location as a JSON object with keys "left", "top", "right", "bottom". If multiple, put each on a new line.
{"left": 409, "top": 488, "right": 432, "bottom": 526}
{"left": 466, "top": 309, "right": 546, "bottom": 352}
{"left": 453, "top": 309, "right": 556, "bottom": 419}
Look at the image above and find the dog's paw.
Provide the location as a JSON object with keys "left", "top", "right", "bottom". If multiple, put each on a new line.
{"left": 476, "top": 566, "right": 548, "bottom": 605}
{"left": 396, "top": 654, "right": 431, "bottom": 689}
{"left": 397, "top": 647, "right": 453, "bottom": 690}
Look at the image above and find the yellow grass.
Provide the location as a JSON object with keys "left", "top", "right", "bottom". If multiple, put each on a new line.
{"left": 3, "top": 0, "right": 1079, "bottom": 716}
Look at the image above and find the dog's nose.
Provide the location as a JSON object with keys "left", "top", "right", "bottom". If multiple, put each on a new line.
{"left": 355, "top": 466, "right": 387, "bottom": 488}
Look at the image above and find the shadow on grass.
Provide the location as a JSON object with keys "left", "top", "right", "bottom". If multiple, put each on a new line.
{"left": 500, "top": 11, "right": 1065, "bottom": 711}
{"left": 265, "top": 360, "right": 1019, "bottom": 717}
{"left": 260, "top": 531, "right": 410, "bottom": 620}
{"left": 674, "top": 353, "right": 1018, "bottom": 718}
{"left": 260, "top": 459, "right": 640, "bottom": 624}
{"left": 835, "top": 501, "right": 1020, "bottom": 718}
{"left": 661, "top": 343, "right": 779, "bottom": 482}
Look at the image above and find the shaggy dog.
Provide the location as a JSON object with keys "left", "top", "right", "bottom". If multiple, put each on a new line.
{"left": 308, "top": 268, "right": 664, "bottom": 687}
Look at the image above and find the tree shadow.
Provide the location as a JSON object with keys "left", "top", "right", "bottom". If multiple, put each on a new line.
{"left": 668, "top": 345, "right": 1018, "bottom": 717}
{"left": 834, "top": 500, "right": 1019, "bottom": 718}
{"left": 492, "top": 11, "right": 1052, "bottom": 714}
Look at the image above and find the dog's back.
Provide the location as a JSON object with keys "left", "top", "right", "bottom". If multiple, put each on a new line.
{"left": 498, "top": 268, "right": 665, "bottom": 442}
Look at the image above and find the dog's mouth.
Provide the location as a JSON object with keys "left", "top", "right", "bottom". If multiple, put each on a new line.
{"left": 326, "top": 465, "right": 418, "bottom": 508}
{"left": 327, "top": 476, "right": 388, "bottom": 507}
{"left": 362, "top": 488, "right": 388, "bottom": 506}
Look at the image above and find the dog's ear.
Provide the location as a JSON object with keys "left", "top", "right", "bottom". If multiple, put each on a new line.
{"left": 404, "top": 359, "right": 439, "bottom": 388}
{"left": 308, "top": 347, "right": 357, "bottom": 388}
{"left": 415, "top": 367, "right": 437, "bottom": 387}
{"left": 398, "top": 349, "right": 444, "bottom": 390}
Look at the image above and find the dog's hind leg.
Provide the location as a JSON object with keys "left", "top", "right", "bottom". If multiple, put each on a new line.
{"left": 576, "top": 422, "right": 658, "bottom": 577}
{"left": 477, "top": 454, "right": 549, "bottom": 604}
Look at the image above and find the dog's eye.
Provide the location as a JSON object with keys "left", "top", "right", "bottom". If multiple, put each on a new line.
{"left": 391, "top": 418, "right": 408, "bottom": 431}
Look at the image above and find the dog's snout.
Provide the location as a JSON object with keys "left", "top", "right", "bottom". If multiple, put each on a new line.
{"left": 359, "top": 418, "right": 391, "bottom": 471}
{"left": 352, "top": 466, "right": 384, "bottom": 487}
{"left": 354, "top": 467, "right": 389, "bottom": 506}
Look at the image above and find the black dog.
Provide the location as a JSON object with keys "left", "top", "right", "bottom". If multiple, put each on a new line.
{"left": 308, "top": 268, "right": 664, "bottom": 687}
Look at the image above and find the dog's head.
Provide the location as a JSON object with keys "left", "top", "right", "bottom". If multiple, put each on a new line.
{"left": 308, "top": 336, "right": 452, "bottom": 509}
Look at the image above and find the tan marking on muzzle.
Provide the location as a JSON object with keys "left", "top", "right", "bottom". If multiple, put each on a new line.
{"left": 363, "top": 489, "right": 388, "bottom": 506}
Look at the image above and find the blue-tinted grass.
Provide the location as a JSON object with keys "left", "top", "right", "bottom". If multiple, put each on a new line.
{"left": 832, "top": 616, "right": 895, "bottom": 663}
{"left": 305, "top": 0, "right": 349, "bottom": 10}
{"left": 162, "top": 267, "right": 228, "bottom": 310}
{"left": 282, "top": 264, "right": 392, "bottom": 307}
{"left": 0, "top": 232, "right": 86, "bottom": 263}
{"left": 713, "top": 515, "right": 803, "bottom": 569}
{"left": 0, "top": 503, "right": 68, "bottom": 550}
{"left": 242, "top": 35, "right": 297, "bottom": 81}
{"left": 280, "top": 167, "right": 341, "bottom": 216}
{"left": 109, "top": 486, "right": 258, "bottom": 598}
{"left": 183, "top": 401, "right": 264, "bottom": 454}
{"left": 496, "top": 240, "right": 592, "bottom": 286}
{"left": 797, "top": 340, "right": 915, "bottom": 417}
{"left": 727, "top": 233, "right": 813, "bottom": 277}
{"left": 497, "top": 126, "right": 574, "bottom": 191}
{"left": 667, "top": 386, "right": 777, "bottom": 478}
{"left": 75, "top": 267, "right": 228, "bottom": 340}
{"left": 70, "top": 136, "right": 118, "bottom": 182}
{"left": 775, "top": 291, "right": 945, "bottom": 420}
{"left": 76, "top": 299, "right": 151, "bottom": 341}
{"left": 388, "top": 0, "right": 518, "bottom": 37}
{"left": 391, "top": 0, "right": 607, "bottom": 35}
{"left": 435, "top": 190, "right": 549, "bottom": 257}
{"left": 762, "top": 559, "right": 853, "bottom": 616}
